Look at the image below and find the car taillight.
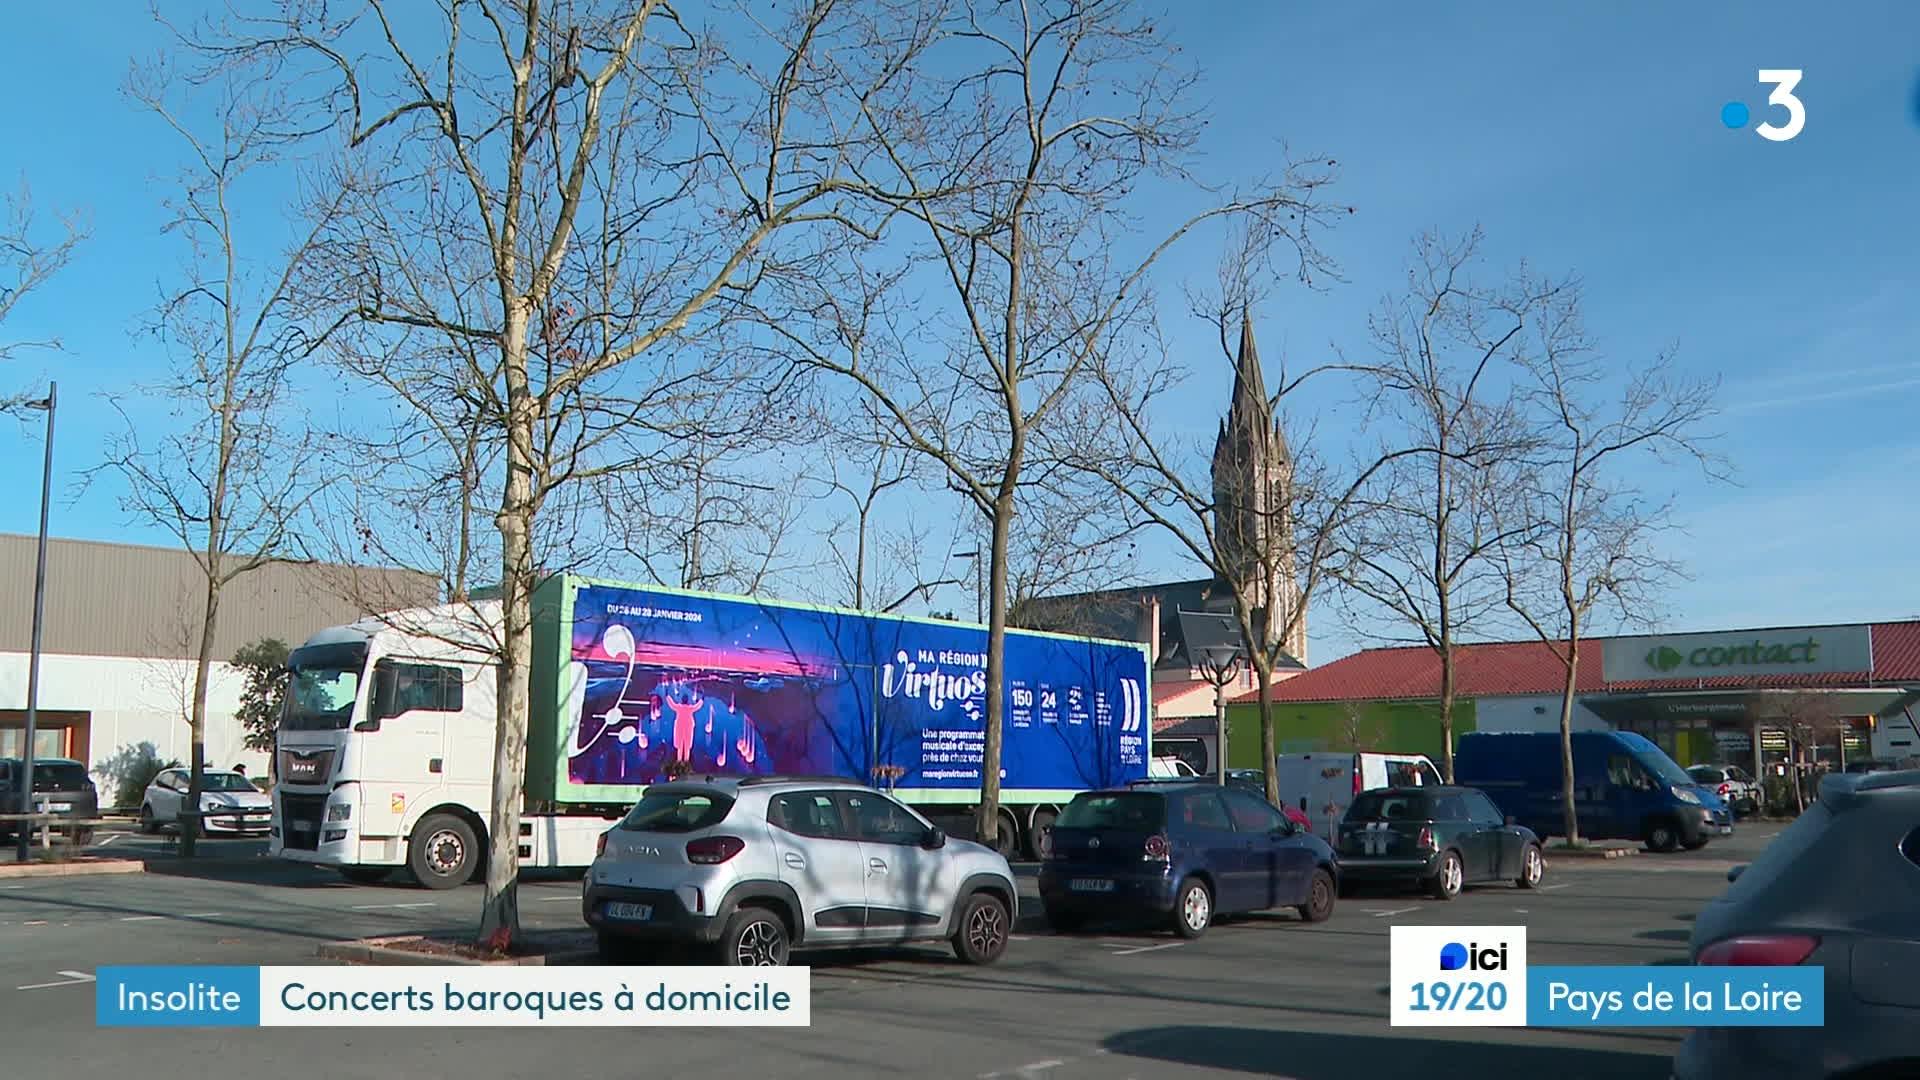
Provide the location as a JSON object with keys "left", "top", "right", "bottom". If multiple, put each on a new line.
{"left": 1718, "top": 783, "right": 1731, "bottom": 796}
{"left": 1417, "top": 826, "right": 1434, "bottom": 850}
{"left": 686, "top": 835, "right": 746, "bottom": 865}
{"left": 1143, "top": 834, "right": 1169, "bottom": 861}
{"left": 596, "top": 831, "right": 609, "bottom": 858}
{"left": 1353, "top": 767, "right": 1363, "bottom": 796}
{"left": 1697, "top": 935, "right": 1820, "bottom": 966}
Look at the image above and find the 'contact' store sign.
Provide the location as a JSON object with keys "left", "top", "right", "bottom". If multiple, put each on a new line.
{"left": 1602, "top": 625, "right": 1873, "bottom": 683}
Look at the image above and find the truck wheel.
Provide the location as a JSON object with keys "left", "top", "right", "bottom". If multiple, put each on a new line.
{"left": 1024, "top": 808, "right": 1057, "bottom": 861}
{"left": 409, "top": 813, "right": 478, "bottom": 889}
{"left": 985, "top": 809, "right": 1021, "bottom": 861}
{"left": 1643, "top": 820, "right": 1680, "bottom": 853}
{"left": 951, "top": 891, "right": 1011, "bottom": 965}
{"left": 339, "top": 867, "right": 393, "bottom": 885}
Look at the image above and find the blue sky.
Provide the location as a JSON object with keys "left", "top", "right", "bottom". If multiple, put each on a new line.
{"left": 2, "top": 3, "right": 1918, "bottom": 662}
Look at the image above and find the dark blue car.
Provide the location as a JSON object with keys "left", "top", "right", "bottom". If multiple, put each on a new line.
{"left": 1037, "top": 782, "right": 1339, "bottom": 938}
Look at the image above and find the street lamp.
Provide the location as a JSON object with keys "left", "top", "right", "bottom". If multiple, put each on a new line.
{"left": 1196, "top": 641, "right": 1245, "bottom": 788}
{"left": 953, "top": 550, "right": 983, "bottom": 624}
{"left": 17, "top": 383, "right": 55, "bottom": 861}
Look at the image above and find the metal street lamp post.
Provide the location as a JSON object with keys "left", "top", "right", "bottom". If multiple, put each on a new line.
{"left": 954, "top": 550, "right": 983, "bottom": 624}
{"left": 17, "top": 383, "right": 55, "bottom": 862}
{"left": 1197, "top": 643, "right": 1245, "bottom": 788}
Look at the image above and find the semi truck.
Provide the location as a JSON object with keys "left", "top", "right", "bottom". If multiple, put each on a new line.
{"left": 271, "top": 575, "right": 1153, "bottom": 886}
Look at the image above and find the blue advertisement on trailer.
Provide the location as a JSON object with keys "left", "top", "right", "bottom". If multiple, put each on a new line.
{"left": 562, "top": 583, "right": 1149, "bottom": 793}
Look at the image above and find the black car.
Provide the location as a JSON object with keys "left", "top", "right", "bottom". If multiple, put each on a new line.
{"left": 1333, "top": 785, "right": 1544, "bottom": 900}
{"left": 1038, "top": 782, "right": 1339, "bottom": 938}
{"left": 0, "top": 757, "right": 99, "bottom": 844}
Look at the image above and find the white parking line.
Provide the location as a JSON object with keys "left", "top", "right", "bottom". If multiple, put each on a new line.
{"left": 119, "top": 915, "right": 166, "bottom": 922}
{"left": 979, "top": 1059, "right": 1066, "bottom": 1078}
{"left": 96, "top": 834, "right": 123, "bottom": 847}
{"left": 1364, "top": 906, "right": 1419, "bottom": 918}
{"left": 1108, "top": 942, "right": 1183, "bottom": 956}
{"left": 535, "top": 896, "right": 576, "bottom": 903}
{"left": 180, "top": 912, "right": 224, "bottom": 918}
{"left": 349, "top": 902, "right": 437, "bottom": 910}
{"left": 0, "top": 884, "right": 25, "bottom": 890}
{"left": 1541, "top": 883, "right": 1571, "bottom": 891}
{"left": 17, "top": 970, "right": 94, "bottom": 991}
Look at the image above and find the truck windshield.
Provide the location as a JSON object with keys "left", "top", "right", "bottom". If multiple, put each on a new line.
{"left": 283, "top": 643, "right": 369, "bottom": 731}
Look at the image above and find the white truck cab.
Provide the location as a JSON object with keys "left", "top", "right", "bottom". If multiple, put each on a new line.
{"left": 272, "top": 602, "right": 617, "bottom": 887}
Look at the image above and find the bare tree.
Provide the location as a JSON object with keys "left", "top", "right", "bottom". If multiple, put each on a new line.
{"left": 211, "top": 0, "right": 927, "bottom": 946}
{"left": 1337, "top": 699, "right": 1384, "bottom": 754}
{"left": 1771, "top": 691, "right": 1845, "bottom": 814}
{"left": 0, "top": 182, "right": 87, "bottom": 413}
{"left": 762, "top": 0, "right": 1338, "bottom": 843}
{"left": 1495, "top": 282, "right": 1718, "bottom": 844}
{"left": 100, "top": 47, "right": 338, "bottom": 857}
{"left": 810, "top": 439, "right": 970, "bottom": 613}
{"left": 1331, "top": 231, "right": 1553, "bottom": 782}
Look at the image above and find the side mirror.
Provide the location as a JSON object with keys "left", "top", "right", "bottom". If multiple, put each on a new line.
{"left": 1727, "top": 865, "right": 1746, "bottom": 883}
{"left": 920, "top": 826, "right": 946, "bottom": 850}
{"left": 362, "top": 662, "right": 397, "bottom": 729}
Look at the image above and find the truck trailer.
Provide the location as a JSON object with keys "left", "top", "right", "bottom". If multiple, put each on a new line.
{"left": 271, "top": 575, "right": 1153, "bottom": 886}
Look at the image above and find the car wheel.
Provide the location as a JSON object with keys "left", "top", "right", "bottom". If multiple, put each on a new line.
{"left": 952, "top": 891, "right": 1011, "bottom": 965}
{"left": 338, "top": 866, "right": 393, "bottom": 885}
{"left": 1644, "top": 820, "right": 1680, "bottom": 853}
{"left": 596, "top": 932, "right": 657, "bottom": 965}
{"left": 1025, "top": 808, "right": 1058, "bottom": 861}
{"left": 1297, "top": 868, "right": 1336, "bottom": 923}
{"left": 139, "top": 804, "right": 158, "bottom": 834}
{"left": 1043, "top": 904, "right": 1087, "bottom": 933}
{"left": 1427, "top": 851, "right": 1463, "bottom": 901}
{"left": 1516, "top": 843, "right": 1544, "bottom": 889}
{"left": 1172, "top": 877, "right": 1212, "bottom": 939}
{"left": 719, "top": 908, "right": 790, "bottom": 967}
{"left": 408, "top": 813, "right": 479, "bottom": 889}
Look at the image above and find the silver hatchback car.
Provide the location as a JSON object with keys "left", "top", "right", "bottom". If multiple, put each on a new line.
{"left": 584, "top": 776, "right": 1018, "bottom": 967}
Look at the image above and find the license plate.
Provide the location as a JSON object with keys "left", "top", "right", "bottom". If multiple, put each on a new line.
{"left": 1069, "top": 878, "right": 1114, "bottom": 893}
{"left": 1718, "top": 826, "right": 1734, "bottom": 836}
{"left": 603, "top": 901, "right": 653, "bottom": 921}
{"left": 40, "top": 802, "right": 71, "bottom": 812}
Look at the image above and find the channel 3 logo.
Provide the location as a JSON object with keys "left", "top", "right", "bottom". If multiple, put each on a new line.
{"left": 1439, "top": 940, "right": 1509, "bottom": 972}
{"left": 1722, "top": 70, "right": 1805, "bottom": 142}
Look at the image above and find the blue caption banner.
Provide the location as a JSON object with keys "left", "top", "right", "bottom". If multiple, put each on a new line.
{"left": 97, "top": 966, "right": 261, "bottom": 1027}
{"left": 1528, "top": 966, "right": 1823, "bottom": 1027}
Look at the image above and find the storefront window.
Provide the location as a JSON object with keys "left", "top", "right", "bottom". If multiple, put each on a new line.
{"left": 0, "top": 728, "right": 67, "bottom": 760}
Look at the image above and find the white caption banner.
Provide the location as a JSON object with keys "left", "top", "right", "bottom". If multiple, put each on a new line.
{"left": 258, "top": 966, "right": 811, "bottom": 1027}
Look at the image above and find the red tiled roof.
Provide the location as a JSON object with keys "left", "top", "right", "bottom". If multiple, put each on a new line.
{"left": 1232, "top": 621, "right": 1920, "bottom": 705}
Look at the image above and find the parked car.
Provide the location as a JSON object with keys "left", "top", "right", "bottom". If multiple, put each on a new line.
{"left": 1272, "top": 751, "right": 1443, "bottom": 840}
{"left": 0, "top": 757, "right": 98, "bottom": 844}
{"left": 1038, "top": 782, "right": 1338, "bottom": 938}
{"left": 1673, "top": 769, "right": 1920, "bottom": 1079}
{"left": 1843, "top": 758, "right": 1908, "bottom": 775}
{"left": 1225, "top": 769, "right": 1313, "bottom": 830}
{"left": 1334, "top": 785, "right": 1544, "bottom": 900}
{"left": 585, "top": 776, "right": 1016, "bottom": 967}
{"left": 1149, "top": 755, "right": 1200, "bottom": 779}
{"left": 1687, "top": 763, "right": 1761, "bottom": 816}
{"left": 1455, "top": 731, "right": 1733, "bottom": 852}
{"left": 140, "top": 768, "right": 272, "bottom": 834}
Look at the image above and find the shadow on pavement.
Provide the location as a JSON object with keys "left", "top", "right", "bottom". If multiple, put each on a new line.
{"left": 1102, "top": 1025, "right": 1671, "bottom": 1079}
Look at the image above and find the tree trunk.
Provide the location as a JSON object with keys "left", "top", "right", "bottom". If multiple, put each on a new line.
{"left": 1436, "top": 645, "right": 1456, "bottom": 782}
{"left": 181, "top": 571, "right": 221, "bottom": 859}
{"left": 1557, "top": 647, "right": 1580, "bottom": 846}
{"left": 975, "top": 495, "right": 1013, "bottom": 850}
{"left": 479, "top": 315, "right": 535, "bottom": 950}
{"left": 1256, "top": 659, "right": 1279, "bottom": 806}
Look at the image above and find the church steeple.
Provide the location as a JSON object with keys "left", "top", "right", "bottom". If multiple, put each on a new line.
{"left": 1209, "top": 313, "right": 1306, "bottom": 663}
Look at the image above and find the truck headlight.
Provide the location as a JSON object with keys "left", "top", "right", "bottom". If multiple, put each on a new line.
{"left": 326, "top": 803, "right": 352, "bottom": 822}
{"left": 1671, "top": 786, "right": 1701, "bottom": 805}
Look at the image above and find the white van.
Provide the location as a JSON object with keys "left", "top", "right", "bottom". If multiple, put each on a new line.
{"left": 1274, "top": 751, "right": 1443, "bottom": 840}
{"left": 1148, "top": 755, "right": 1201, "bottom": 779}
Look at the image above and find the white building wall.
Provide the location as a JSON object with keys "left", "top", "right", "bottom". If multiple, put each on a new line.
{"left": 0, "top": 652, "right": 269, "bottom": 785}
{"left": 1472, "top": 694, "right": 1611, "bottom": 735}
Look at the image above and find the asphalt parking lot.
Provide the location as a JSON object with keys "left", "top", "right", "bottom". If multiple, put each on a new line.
{"left": 0, "top": 825, "right": 1776, "bottom": 1079}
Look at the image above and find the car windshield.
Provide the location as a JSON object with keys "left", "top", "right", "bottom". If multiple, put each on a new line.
{"left": 283, "top": 643, "right": 368, "bottom": 731}
{"left": 201, "top": 773, "right": 255, "bottom": 792}
{"left": 1635, "top": 752, "right": 1696, "bottom": 788}
{"left": 1345, "top": 792, "right": 1432, "bottom": 822}
{"left": 27, "top": 762, "right": 89, "bottom": 790}
{"left": 619, "top": 789, "right": 734, "bottom": 833}
{"left": 1057, "top": 793, "right": 1165, "bottom": 831}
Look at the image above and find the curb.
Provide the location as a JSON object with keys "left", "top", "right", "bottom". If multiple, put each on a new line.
{"left": 1546, "top": 846, "right": 1639, "bottom": 860}
{"left": 0, "top": 858, "right": 147, "bottom": 879}
{"left": 318, "top": 935, "right": 599, "bottom": 967}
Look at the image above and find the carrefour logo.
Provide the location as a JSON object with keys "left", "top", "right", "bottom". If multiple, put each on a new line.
{"left": 1439, "top": 941, "right": 1508, "bottom": 972}
{"left": 1645, "top": 637, "right": 1821, "bottom": 673}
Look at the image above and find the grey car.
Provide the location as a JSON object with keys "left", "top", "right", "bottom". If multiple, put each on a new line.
{"left": 1673, "top": 769, "right": 1920, "bottom": 1079}
{"left": 0, "top": 758, "right": 98, "bottom": 844}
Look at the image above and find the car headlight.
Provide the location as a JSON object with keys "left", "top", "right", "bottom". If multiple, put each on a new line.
{"left": 1671, "top": 785, "right": 1701, "bottom": 805}
{"left": 327, "top": 803, "right": 352, "bottom": 822}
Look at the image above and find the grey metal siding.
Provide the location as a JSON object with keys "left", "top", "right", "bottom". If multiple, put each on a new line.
{"left": 0, "top": 534, "right": 441, "bottom": 660}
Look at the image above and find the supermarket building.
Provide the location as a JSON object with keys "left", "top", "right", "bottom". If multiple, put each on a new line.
{"left": 1222, "top": 620, "right": 1920, "bottom": 776}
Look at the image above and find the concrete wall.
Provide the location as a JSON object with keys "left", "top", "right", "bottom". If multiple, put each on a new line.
{"left": 0, "top": 652, "right": 269, "bottom": 798}
{"left": 1472, "top": 694, "right": 1610, "bottom": 735}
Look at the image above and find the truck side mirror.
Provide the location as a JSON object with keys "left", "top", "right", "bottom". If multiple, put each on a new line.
{"left": 361, "top": 662, "right": 398, "bottom": 730}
